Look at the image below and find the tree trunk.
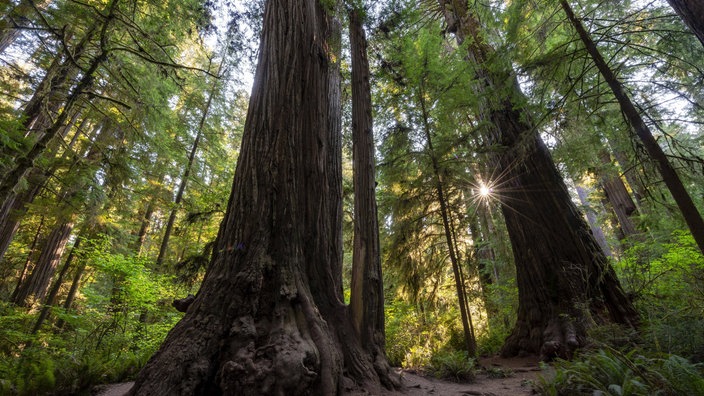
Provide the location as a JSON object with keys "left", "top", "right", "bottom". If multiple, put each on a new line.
{"left": 12, "top": 221, "right": 73, "bottom": 307}
{"left": 439, "top": 0, "right": 639, "bottom": 359}
{"left": 135, "top": 201, "right": 155, "bottom": 255}
{"left": 575, "top": 184, "right": 612, "bottom": 256}
{"left": 9, "top": 216, "right": 44, "bottom": 302}
{"left": 348, "top": 8, "right": 397, "bottom": 383}
{"left": 561, "top": 0, "right": 704, "bottom": 255}
{"left": 0, "top": 174, "right": 43, "bottom": 262}
{"left": 130, "top": 1, "right": 394, "bottom": 394}
{"left": 156, "top": 67, "right": 219, "bottom": 266}
{"left": 32, "top": 236, "right": 81, "bottom": 333}
{"left": 56, "top": 256, "right": 87, "bottom": 329}
{"left": 598, "top": 152, "right": 639, "bottom": 239}
{"left": 418, "top": 80, "right": 477, "bottom": 357}
{"left": 667, "top": 0, "right": 704, "bottom": 48}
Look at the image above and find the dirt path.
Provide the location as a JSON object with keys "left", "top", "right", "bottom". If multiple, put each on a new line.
{"left": 93, "top": 356, "right": 550, "bottom": 396}
{"left": 393, "top": 355, "right": 549, "bottom": 396}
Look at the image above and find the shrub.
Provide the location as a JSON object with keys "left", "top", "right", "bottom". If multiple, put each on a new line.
{"left": 429, "top": 350, "right": 476, "bottom": 382}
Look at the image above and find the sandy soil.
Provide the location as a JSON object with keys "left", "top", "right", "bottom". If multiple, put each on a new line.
{"left": 93, "top": 356, "right": 551, "bottom": 396}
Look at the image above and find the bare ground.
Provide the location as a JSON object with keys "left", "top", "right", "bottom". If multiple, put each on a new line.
{"left": 93, "top": 356, "right": 551, "bottom": 396}
{"left": 389, "top": 355, "right": 550, "bottom": 396}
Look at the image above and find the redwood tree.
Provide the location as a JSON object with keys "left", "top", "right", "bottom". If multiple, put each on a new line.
{"left": 130, "top": 1, "right": 394, "bottom": 394}
{"left": 348, "top": 4, "right": 392, "bottom": 375}
{"left": 437, "top": 0, "right": 639, "bottom": 359}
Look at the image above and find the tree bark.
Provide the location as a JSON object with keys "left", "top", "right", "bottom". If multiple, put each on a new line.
{"left": 12, "top": 221, "right": 73, "bottom": 307}
{"left": 32, "top": 236, "right": 81, "bottom": 333}
{"left": 439, "top": 0, "right": 639, "bottom": 359}
{"left": 667, "top": 0, "right": 704, "bottom": 48}
{"left": 0, "top": 173, "right": 43, "bottom": 263}
{"left": 561, "top": 0, "right": 704, "bottom": 255}
{"left": 9, "top": 216, "right": 44, "bottom": 302}
{"left": 598, "top": 152, "right": 639, "bottom": 239}
{"left": 130, "top": 1, "right": 394, "bottom": 394}
{"left": 348, "top": 8, "right": 397, "bottom": 384}
{"left": 135, "top": 201, "right": 155, "bottom": 255}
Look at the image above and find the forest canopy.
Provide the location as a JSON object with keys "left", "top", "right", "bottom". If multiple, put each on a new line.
{"left": 0, "top": 0, "right": 703, "bottom": 394}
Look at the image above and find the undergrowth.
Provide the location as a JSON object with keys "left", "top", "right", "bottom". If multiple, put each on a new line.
{"left": 537, "top": 347, "right": 704, "bottom": 396}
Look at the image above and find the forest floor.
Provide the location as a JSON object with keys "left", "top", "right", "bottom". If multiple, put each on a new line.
{"left": 93, "top": 356, "right": 550, "bottom": 396}
{"left": 388, "top": 355, "right": 550, "bottom": 396}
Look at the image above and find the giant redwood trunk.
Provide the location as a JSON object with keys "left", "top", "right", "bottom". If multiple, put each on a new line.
{"left": 130, "top": 1, "right": 393, "bottom": 394}
{"left": 439, "top": 0, "right": 638, "bottom": 360}
{"left": 348, "top": 9, "right": 400, "bottom": 386}
{"left": 667, "top": 0, "right": 704, "bottom": 48}
{"left": 348, "top": 6, "right": 389, "bottom": 372}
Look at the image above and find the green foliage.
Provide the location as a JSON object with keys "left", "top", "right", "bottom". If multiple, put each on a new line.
{"left": 536, "top": 348, "right": 704, "bottom": 396}
{"left": 385, "top": 299, "right": 463, "bottom": 368}
{"left": 615, "top": 230, "right": 704, "bottom": 361}
{"left": 429, "top": 350, "right": 476, "bottom": 382}
{"left": 0, "top": 237, "right": 185, "bottom": 395}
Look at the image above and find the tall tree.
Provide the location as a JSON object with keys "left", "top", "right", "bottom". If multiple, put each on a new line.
{"left": 560, "top": 0, "right": 704, "bottom": 255}
{"left": 436, "top": 0, "right": 639, "bottom": 359}
{"left": 347, "top": 3, "right": 390, "bottom": 371}
{"left": 0, "top": 0, "right": 117, "bottom": 218}
{"left": 130, "top": 1, "right": 395, "bottom": 394}
{"left": 418, "top": 81, "right": 477, "bottom": 356}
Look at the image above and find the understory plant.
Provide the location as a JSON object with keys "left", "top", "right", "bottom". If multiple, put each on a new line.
{"left": 536, "top": 347, "right": 704, "bottom": 396}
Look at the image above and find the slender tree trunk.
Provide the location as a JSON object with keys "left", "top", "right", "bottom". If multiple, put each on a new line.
{"left": 468, "top": 215, "right": 497, "bottom": 307}
{"left": 0, "top": 176, "right": 43, "bottom": 262}
{"left": 156, "top": 68, "right": 220, "bottom": 266}
{"left": 56, "top": 259, "right": 86, "bottom": 329}
{"left": 9, "top": 216, "right": 44, "bottom": 302}
{"left": 440, "top": 0, "right": 638, "bottom": 359}
{"left": 32, "top": 236, "right": 81, "bottom": 333}
{"left": 135, "top": 201, "right": 155, "bottom": 255}
{"left": 667, "top": 0, "right": 704, "bottom": 48}
{"left": 12, "top": 221, "right": 73, "bottom": 307}
{"left": 130, "top": 1, "right": 395, "bottom": 394}
{"left": 418, "top": 81, "right": 477, "bottom": 357}
{"left": 348, "top": 8, "right": 396, "bottom": 383}
{"left": 561, "top": 0, "right": 704, "bottom": 255}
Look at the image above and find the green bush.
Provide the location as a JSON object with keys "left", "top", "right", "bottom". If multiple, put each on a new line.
{"left": 0, "top": 248, "right": 184, "bottom": 395}
{"left": 429, "top": 350, "right": 476, "bottom": 382}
